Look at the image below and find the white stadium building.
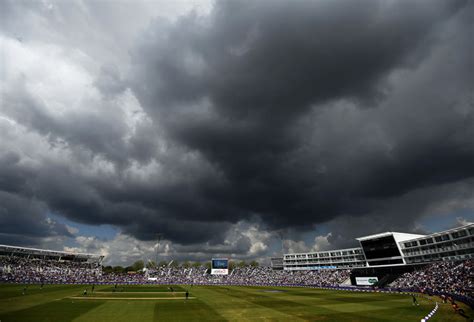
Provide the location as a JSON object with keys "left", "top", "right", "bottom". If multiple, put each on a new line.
{"left": 278, "top": 223, "right": 474, "bottom": 271}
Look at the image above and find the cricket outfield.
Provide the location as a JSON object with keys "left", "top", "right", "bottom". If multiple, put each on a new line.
{"left": 0, "top": 284, "right": 471, "bottom": 321}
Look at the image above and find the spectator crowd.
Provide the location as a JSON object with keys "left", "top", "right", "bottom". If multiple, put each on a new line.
{"left": 390, "top": 260, "right": 473, "bottom": 297}
{"left": 0, "top": 256, "right": 102, "bottom": 284}
{"left": 143, "top": 266, "right": 351, "bottom": 287}
{"left": 1, "top": 255, "right": 472, "bottom": 299}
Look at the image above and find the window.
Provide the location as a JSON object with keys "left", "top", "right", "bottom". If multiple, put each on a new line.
{"left": 458, "top": 230, "right": 467, "bottom": 238}
{"left": 368, "top": 258, "right": 404, "bottom": 266}
{"left": 419, "top": 239, "right": 427, "bottom": 245}
{"left": 360, "top": 236, "right": 402, "bottom": 259}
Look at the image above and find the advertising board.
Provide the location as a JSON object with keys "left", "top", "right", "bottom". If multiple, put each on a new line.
{"left": 355, "top": 276, "right": 379, "bottom": 286}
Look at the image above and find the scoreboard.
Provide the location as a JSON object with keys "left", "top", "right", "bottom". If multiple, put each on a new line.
{"left": 211, "top": 258, "right": 229, "bottom": 275}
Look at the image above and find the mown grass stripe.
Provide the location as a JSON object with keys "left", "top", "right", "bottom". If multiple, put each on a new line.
{"left": 1, "top": 284, "right": 471, "bottom": 321}
{"left": 68, "top": 296, "right": 196, "bottom": 300}
{"left": 93, "top": 291, "right": 188, "bottom": 294}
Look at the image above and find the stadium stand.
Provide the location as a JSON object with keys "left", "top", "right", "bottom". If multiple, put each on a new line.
{"left": 281, "top": 223, "right": 474, "bottom": 271}
{"left": 0, "top": 256, "right": 102, "bottom": 284}
{"left": 1, "top": 252, "right": 471, "bottom": 296}
{"left": 1, "top": 224, "right": 472, "bottom": 308}
{"left": 0, "top": 245, "right": 103, "bottom": 284}
{"left": 390, "top": 260, "right": 473, "bottom": 297}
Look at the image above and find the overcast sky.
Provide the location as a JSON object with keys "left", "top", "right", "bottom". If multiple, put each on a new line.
{"left": 0, "top": 0, "right": 473, "bottom": 265}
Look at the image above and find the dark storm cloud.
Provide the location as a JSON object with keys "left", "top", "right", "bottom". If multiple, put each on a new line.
{"left": 0, "top": 148, "right": 232, "bottom": 244}
{"left": 0, "top": 191, "right": 73, "bottom": 245}
{"left": 133, "top": 0, "right": 464, "bottom": 117}
{"left": 324, "top": 178, "right": 474, "bottom": 250}
{"left": 128, "top": 0, "right": 472, "bottom": 230}
{"left": 0, "top": 152, "right": 74, "bottom": 244}
{"left": 1, "top": 0, "right": 473, "bottom": 252}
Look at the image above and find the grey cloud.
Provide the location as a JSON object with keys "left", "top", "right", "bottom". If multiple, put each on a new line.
{"left": 2, "top": 78, "right": 158, "bottom": 167}
{"left": 129, "top": 0, "right": 472, "bottom": 230}
{"left": 132, "top": 0, "right": 463, "bottom": 118}
{"left": 0, "top": 0, "right": 473, "bottom": 255}
{"left": 0, "top": 191, "right": 73, "bottom": 244}
{"left": 324, "top": 179, "right": 474, "bottom": 250}
{"left": 95, "top": 64, "right": 127, "bottom": 98}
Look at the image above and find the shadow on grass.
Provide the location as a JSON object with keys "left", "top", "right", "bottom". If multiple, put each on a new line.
{"left": 0, "top": 299, "right": 104, "bottom": 322}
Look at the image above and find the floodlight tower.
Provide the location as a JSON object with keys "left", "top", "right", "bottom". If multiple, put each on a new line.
{"left": 277, "top": 230, "right": 285, "bottom": 256}
{"left": 155, "top": 233, "right": 162, "bottom": 268}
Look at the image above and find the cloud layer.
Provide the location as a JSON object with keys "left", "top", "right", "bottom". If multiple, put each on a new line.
{"left": 1, "top": 0, "right": 473, "bottom": 262}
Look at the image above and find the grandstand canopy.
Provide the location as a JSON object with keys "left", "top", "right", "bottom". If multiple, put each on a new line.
{"left": 356, "top": 232, "right": 425, "bottom": 243}
{"left": 0, "top": 244, "right": 104, "bottom": 264}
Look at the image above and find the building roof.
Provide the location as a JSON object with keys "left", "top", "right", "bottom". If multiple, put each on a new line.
{"left": 356, "top": 232, "right": 425, "bottom": 242}
{"left": 0, "top": 244, "right": 103, "bottom": 259}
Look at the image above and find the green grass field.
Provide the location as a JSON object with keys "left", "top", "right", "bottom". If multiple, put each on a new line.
{"left": 0, "top": 284, "right": 471, "bottom": 321}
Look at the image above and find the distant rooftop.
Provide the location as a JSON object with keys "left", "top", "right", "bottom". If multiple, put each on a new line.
{"left": 0, "top": 244, "right": 103, "bottom": 259}
{"left": 356, "top": 222, "right": 473, "bottom": 242}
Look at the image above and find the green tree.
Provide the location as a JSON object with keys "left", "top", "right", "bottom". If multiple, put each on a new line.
{"left": 205, "top": 261, "right": 212, "bottom": 269}
{"left": 238, "top": 260, "right": 247, "bottom": 268}
{"left": 113, "top": 266, "right": 125, "bottom": 274}
{"left": 103, "top": 266, "right": 113, "bottom": 274}
{"left": 181, "top": 261, "right": 191, "bottom": 268}
{"left": 131, "top": 260, "right": 145, "bottom": 271}
{"left": 192, "top": 261, "right": 201, "bottom": 268}
{"left": 249, "top": 260, "right": 259, "bottom": 267}
{"left": 228, "top": 261, "right": 236, "bottom": 270}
